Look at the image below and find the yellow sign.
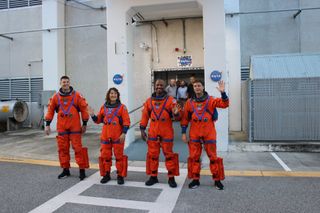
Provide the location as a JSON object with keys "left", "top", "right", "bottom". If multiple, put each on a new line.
{"left": 1, "top": 106, "right": 10, "bottom": 113}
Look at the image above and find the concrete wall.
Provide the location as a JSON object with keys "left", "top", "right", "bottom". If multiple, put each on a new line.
{"left": 65, "top": 0, "right": 107, "bottom": 120}
{"left": 133, "top": 24, "right": 152, "bottom": 113}
{"left": 0, "top": 6, "right": 42, "bottom": 128}
{"left": 151, "top": 18, "right": 204, "bottom": 70}
{"left": 240, "top": 0, "right": 320, "bottom": 67}
{"left": 0, "top": 6, "right": 42, "bottom": 78}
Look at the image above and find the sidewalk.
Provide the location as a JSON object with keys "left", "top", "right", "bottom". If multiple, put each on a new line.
{"left": 1, "top": 128, "right": 320, "bottom": 174}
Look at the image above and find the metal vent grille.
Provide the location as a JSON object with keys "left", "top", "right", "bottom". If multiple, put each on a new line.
{"left": 11, "top": 78, "right": 29, "bottom": 101}
{"left": 241, "top": 67, "right": 250, "bottom": 81}
{"left": 29, "top": 0, "right": 41, "bottom": 6}
{"left": 31, "top": 77, "right": 43, "bottom": 102}
{"left": 9, "top": 0, "right": 28, "bottom": 8}
{"left": 0, "top": 79, "right": 10, "bottom": 101}
{"left": 0, "top": 0, "right": 41, "bottom": 10}
{"left": 0, "top": 77, "right": 43, "bottom": 102}
{"left": 0, "top": 0, "right": 8, "bottom": 9}
{"left": 250, "top": 77, "right": 320, "bottom": 141}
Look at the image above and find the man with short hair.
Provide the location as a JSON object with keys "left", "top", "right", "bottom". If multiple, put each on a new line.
{"left": 181, "top": 80, "right": 229, "bottom": 190}
{"left": 45, "top": 76, "right": 90, "bottom": 181}
{"left": 140, "top": 79, "right": 181, "bottom": 188}
{"left": 177, "top": 80, "right": 188, "bottom": 107}
{"left": 187, "top": 75, "right": 196, "bottom": 98}
{"left": 165, "top": 79, "right": 177, "bottom": 98}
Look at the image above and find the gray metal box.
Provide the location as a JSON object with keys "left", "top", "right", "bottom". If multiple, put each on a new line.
{"left": 40, "top": 90, "right": 56, "bottom": 106}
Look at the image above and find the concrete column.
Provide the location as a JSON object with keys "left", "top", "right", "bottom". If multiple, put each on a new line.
{"left": 42, "top": 0, "right": 65, "bottom": 129}
{"left": 202, "top": 0, "right": 229, "bottom": 151}
{"left": 107, "top": 0, "right": 194, "bottom": 146}
{"left": 225, "top": 0, "right": 241, "bottom": 131}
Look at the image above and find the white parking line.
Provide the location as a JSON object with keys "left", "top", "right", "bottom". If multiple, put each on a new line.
{"left": 29, "top": 167, "right": 187, "bottom": 213}
{"left": 271, "top": 152, "right": 292, "bottom": 171}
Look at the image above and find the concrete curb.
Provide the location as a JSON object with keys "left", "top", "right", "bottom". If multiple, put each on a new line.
{"left": 228, "top": 142, "right": 320, "bottom": 152}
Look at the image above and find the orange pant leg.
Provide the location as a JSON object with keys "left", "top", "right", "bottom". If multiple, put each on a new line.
{"left": 146, "top": 140, "right": 160, "bottom": 176}
{"left": 100, "top": 143, "right": 113, "bottom": 174}
{"left": 69, "top": 133, "right": 86, "bottom": 169}
{"left": 204, "top": 143, "right": 225, "bottom": 181}
{"left": 113, "top": 143, "right": 127, "bottom": 177}
{"left": 56, "top": 134, "right": 71, "bottom": 169}
{"left": 188, "top": 142, "right": 202, "bottom": 180}
{"left": 162, "top": 142, "right": 179, "bottom": 177}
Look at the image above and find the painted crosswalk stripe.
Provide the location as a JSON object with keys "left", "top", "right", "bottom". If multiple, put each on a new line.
{"left": 29, "top": 167, "right": 187, "bottom": 213}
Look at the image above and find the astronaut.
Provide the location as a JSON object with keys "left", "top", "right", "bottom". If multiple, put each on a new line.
{"left": 181, "top": 80, "right": 229, "bottom": 190}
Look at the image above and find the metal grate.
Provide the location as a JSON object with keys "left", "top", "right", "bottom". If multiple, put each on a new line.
{"left": 241, "top": 67, "right": 250, "bottom": 81}
{"left": 29, "top": 0, "right": 41, "bottom": 6}
{"left": 31, "top": 77, "right": 43, "bottom": 102}
{"left": 11, "top": 78, "right": 29, "bottom": 101}
{"left": 0, "top": 79, "right": 10, "bottom": 100}
{"left": 0, "top": 0, "right": 8, "bottom": 9}
{"left": 0, "top": 0, "right": 41, "bottom": 10}
{"left": 249, "top": 77, "right": 320, "bottom": 141}
{"left": 9, "top": 0, "right": 28, "bottom": 8}
{"left": 0, "top": 77, "right": 43, "bottom": 102}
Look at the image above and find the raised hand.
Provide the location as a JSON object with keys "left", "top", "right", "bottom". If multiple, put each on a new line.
{"left": 216, "top": 80, "right": 225, "bottom": 93}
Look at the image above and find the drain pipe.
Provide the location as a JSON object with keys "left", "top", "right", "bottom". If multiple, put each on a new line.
{"left": 182, "top": 19, "right": 187, "bottom": 54}
{"left": 150, "top": 23, "right": 160, "bottom": 63}
{"left": 27, "top": 59, "right": 43, "bottom": 128}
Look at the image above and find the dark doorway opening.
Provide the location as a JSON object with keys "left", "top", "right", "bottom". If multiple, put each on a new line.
{"left": 153, "top": 69, "right": 204, "bottom": 86}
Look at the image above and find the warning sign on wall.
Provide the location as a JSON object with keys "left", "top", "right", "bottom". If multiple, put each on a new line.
{"left": 177, "top": 56, "right": 192, "bottom": 67}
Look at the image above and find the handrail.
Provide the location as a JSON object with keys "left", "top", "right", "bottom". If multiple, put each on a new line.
{"left": 128, "top": 105, "right": 143, "bottom": 114}
{"left": 128, "top": 105, "right": 143, "bottom": 129}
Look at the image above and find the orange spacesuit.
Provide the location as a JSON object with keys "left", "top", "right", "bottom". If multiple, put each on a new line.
{"left": 91, "top": 101, "right": 130, "bottom": 179}
{"left": 181, "top": 91, "right": 229, "bottom": 183}
{"left": 140, "top": 93, "right": 180, "bottom": 179}
{"left": 45, "top": 87, "right": 89, "bottom": 170}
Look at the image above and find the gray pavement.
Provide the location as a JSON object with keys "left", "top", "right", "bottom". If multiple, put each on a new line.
{"left": 0, "top": 162, "right": 96, "bottom": 213}
{"left": 1, "top": 162, "right": 320, "bottom": 213}
{"left": 1, "top": 128, "right": 320, "bottom": 212}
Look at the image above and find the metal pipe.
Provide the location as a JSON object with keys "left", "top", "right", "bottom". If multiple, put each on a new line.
{"left": 0, "top": 23, "right": 107, "bottom": 36}
{"left": 226, "top": 7, "right": 320, "bottom": 16}
{"left": 0, "top": 34, "right": 13, "bottom": 41}
{"left": 182, "top": 19, "right": 186, "bottom": 54}
{"left": 150, "top": 23, "right": 160, "bottom": 63}
{"left": 28, "top": 64, "right": 32, "bottom": 127}
{"left": 136, "top": 16, "right": 202, "bottom": 23}
{"left": 66, "top": 0, "right": 106, "bottom": 10}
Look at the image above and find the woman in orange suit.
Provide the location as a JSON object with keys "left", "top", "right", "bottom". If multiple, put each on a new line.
{"left": 181, "top": 80, "right": 229, "bottom": 190}
{"left": 88, "top": 88, "right": 130, "bottom": 185}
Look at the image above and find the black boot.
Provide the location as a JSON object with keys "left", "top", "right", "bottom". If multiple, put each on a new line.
{"left": 145, "top": 176, "right": 159, "bottom": 186}
{"left": 79, "top": 169, "right": 86, "bottom": 181}
{"left": 168, "top": 177, "right": 177, "bottom": 188}
{"left": 188, "top": 179, "right": 200, "bottom": 189}
{"left": 58, "top": 168, "right": 70, "bottom": 179}
{"left": 100, "top": 172, "right": 111, "bottom": 184}
{"left": 117, "top": 175, "right": 124, "bottom": 185}
{"left": 214, "top": 180, "right": 224, "bottom": 190}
